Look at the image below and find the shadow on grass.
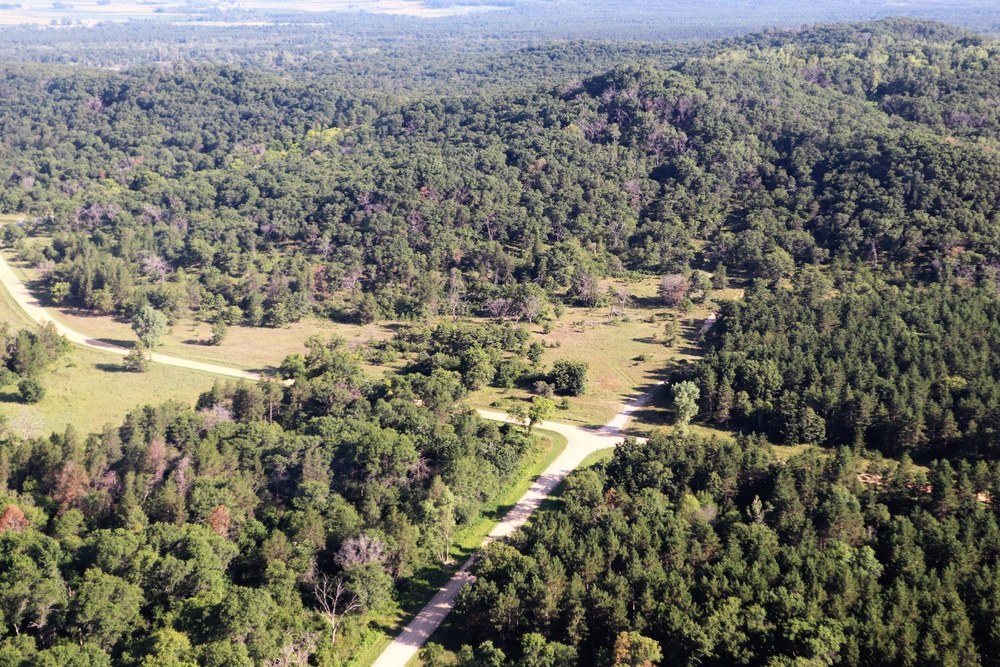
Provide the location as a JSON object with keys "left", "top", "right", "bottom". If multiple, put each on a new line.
{"left": 248, "top": 365, "right": 280, "bottom": 378}
{"left": 182, "top": 338, "right": 211, "bottom": 346}
{"left": 95, "top": 362, "right": 130, "bottom": 373}
{"left": 0, "top": 390, "right": 23, "bottom": 404}
{"left": 95, "top": 338, "right": 135, "bottom": 349}
{"left": 56, "top": 304, "right": 131, "bottom": 324}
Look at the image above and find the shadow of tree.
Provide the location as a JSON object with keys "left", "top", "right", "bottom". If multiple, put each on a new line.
{"left": 95, "top": 362, "right": 131, "bottom": 373}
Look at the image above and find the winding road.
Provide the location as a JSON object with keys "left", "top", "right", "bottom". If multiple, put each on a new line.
{"left": 372, "top": 390, "right": 659, "bottom": 667}
{"left": 0, "top": 247, "right": 663, "bottom": 667}
{"left": 0, "top": 252, "right": 261, "bottom": 380}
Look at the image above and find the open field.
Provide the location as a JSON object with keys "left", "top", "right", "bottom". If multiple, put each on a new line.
{"left": 5, "top": 237, "right": 728, "bottom": 429}
{"left": 0, "top": 0, "right": 507, "bottom": 26}
{"left": 0, "top": 266, "right": 216, "bottom": 435}
{"left": 2, "top": 236, "right": 738, "bottom": 440}
{"left": 470, "top": 276, "right": 736, "bottom": 430}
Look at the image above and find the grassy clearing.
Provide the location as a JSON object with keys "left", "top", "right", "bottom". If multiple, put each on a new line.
{"left": 8, "top": 236, "right": 722, "bottom": 429}
{"left": 350, "top": 427, "right": 566, "bottom": 667}
{"left": 470, "top": 276, "right": 725, "bottom": 429}
{"left": 0, "top": 267, "right": 216, "bottom": 435}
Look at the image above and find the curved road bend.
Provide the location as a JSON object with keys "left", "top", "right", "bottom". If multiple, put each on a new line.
{"left": 0, "top": 247, "right": 665, "bottom": 665}
{"left": 0, "top": 252, "right": 262, "bottom": 381}
{"left": 373, "top": 388, "right": 661, "bottom": 667}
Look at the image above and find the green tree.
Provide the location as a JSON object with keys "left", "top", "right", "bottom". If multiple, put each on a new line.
{"left": 51, "top": 281, "right": 71, "bottom": 305}
{"left": 422, "top": 477, "right": 457, "bottom": 564}
{"left": 612, "top": 631, "right": 663, "bottom": 667}
{"left": 123, "top": 342, "right": 150, "bottom": 372}
{"left": 71, "top": 569, "right": 143, "bottom": 650}
{"left": 527, "top": 397, "right": 556, "bottom": 433}
{"left": 210, "top": 320, "right": 228, "bottom": 346}
{"left": 672, "top": 381, "right": 700, "bottom": 429}
{"left": 132, "top": 304, "right": 168, "bottom": 348}
{"left": 18, "top": 377, "right": 45, "bottom": 403}
{"left": 550, "top": 360, "right": 588, "bottom": 396}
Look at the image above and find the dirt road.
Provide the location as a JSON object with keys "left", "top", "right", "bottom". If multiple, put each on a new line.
{"left": 0, "top": 252, "right": 262, "bottom": 381}
{"left": 372, "top": 389, "right": 660, "bottom": 667}
{"left": 0, "top": 245, "right": 664, "bottom": 666}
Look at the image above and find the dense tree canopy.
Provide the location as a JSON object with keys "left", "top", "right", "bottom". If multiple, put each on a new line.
{"left": 452, "top": 431, "right": 1000, "bottom": 667}
{"left": 6, "top": 20, "right": 1000, "bottom": 335}
{"left": 0, "top": 338, "right": 544, "bottom": 665}
{"left": 693, "top": 272, "right": 1000, "bottom": 459}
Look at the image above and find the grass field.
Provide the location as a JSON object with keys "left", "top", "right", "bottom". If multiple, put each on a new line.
{"left": 0, "top": 262, "right": 217, "bottom": 435}
{"left": 6, "top": 237, "right": 728, "bottom": 431}
{"left": 470, "top": 276, "right": 735, "bottom": 430}
{"left": 2, "top": 234, "right": 736, "bottom": 440}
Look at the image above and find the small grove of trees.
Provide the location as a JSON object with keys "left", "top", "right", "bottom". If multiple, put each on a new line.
{"left": 0, "top": 322, "right": 69, "bottom": 403}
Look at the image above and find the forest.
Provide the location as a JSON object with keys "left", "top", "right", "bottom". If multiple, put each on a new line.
{"left": 7, "top": 19, "right": 1000, "bottom": 330}
{"left": 0, "top": 336, "right": 547, "bottom": 665}
{"left": 3, "top": 12, "right": 1000, "bottom": 667}
{"left": 692, "top": 273, "right": 1000, "bottom": 459}
{"left": 449, "top": 431, "right": 1000, "bottom": 667}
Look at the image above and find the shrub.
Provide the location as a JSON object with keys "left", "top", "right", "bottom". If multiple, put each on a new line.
{"left": 123, "top": 344, "right": 150, "bottom": 372}
{"left": 550, "top": 360, "right": 588, "bottom": 396}
{"left": 18, "top": 377, "right": 45, "bottom": 403}
{"left": 532, "top": 381, "right": 555, "bottom": 398}
{"left": 210, "top": 320, "right": 228, "bottom": 346}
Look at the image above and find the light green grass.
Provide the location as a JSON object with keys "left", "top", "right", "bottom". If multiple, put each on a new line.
{"left": 577, "top": 447, "right": 616, "bottom": 470}
{"left": 4, "top": 346, "right": 219, "bottom": 437}
{"left": 0, "top": 248, "right": 222, "bottom": 435}
{"left": 469, "top": 276, "right": 720, "bottom": 429}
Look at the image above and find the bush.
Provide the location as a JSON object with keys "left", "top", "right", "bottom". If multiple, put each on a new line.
{"left": 550, "top": 360, "right": 588, "bottom": 396}
{"left": 18, "top": 377, "right": 45, "bottom": 403}
{"left": 210, "top": 320, "right": 228, "bottom": 346}
{"left": 123, "top": 343, "right": 150, "bottom": 372}
{"left": 533, "top": 381, "right": 555, "bottom": 398}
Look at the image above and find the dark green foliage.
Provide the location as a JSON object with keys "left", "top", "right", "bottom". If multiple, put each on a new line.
{"left": 694, "top": 275, "right": 1000, "bottom": 458}
{"left": 549, "top": 360, "right": 588, "bottom": 396}
{"left": 17, "top": 377, "right": 44, "bottom": 403}
{"left": 0, "top": 341, "right": 538, "bottom": 665}
{"left": 453, "top": 431, "right": 1000, "bottom": 667}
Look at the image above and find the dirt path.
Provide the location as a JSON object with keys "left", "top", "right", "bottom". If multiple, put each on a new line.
{"left": 0, "top": 252, "right": 261, "bottom": 381}
{"left": 372, "top": 388, "right": 661, "bottom": 667}
{"left": 0, "top": 245, "right": 665, "bottom": 664}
